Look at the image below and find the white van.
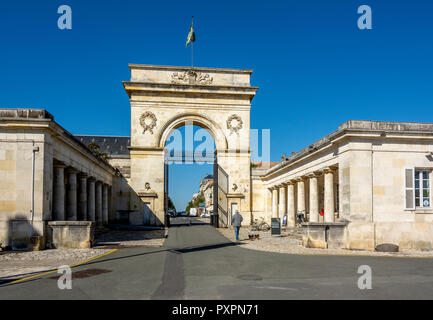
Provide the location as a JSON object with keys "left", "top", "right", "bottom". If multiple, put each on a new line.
{"left": 189, "top": 208, "right": 197, "bottom": 217}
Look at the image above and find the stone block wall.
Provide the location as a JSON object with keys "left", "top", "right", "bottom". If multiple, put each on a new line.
{"left": 48, "top": 221, "right": 94, "bottom": 249}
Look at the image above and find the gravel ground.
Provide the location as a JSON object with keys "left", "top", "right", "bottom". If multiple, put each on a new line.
{"left": 218, "top": 226, "right": 433, "bottom": 258}
{"left": 0, "top": 228, "right": 167, "bottom": 280}
{"left": 0, "top": 248, "right": 111, "bottom": 280}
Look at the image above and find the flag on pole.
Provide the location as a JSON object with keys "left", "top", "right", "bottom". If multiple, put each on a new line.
{"left": 186, "top": 19, "right": 196, "bottom": 47}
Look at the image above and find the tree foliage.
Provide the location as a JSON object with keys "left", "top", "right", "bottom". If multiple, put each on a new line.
{"left": 186, "top": 191, "right": 205, "bottom": 213}
{"left": 168, "top": 197, "right": 176, "bottom": 211}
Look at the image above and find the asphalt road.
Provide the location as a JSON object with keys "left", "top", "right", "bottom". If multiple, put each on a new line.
{"left": 1, "top": 216, "right": 433, "bottom": 299}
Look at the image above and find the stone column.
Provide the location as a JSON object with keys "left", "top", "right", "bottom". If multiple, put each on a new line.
{"left": 66, "top": 168, "right": 78, "bottom": 221}
{"left": 297, "top": 178, "right": 306, "bottom": 213}
{"left": 102, "top": 183, "right": 109, "bottom": 224}
{"left": 287, "top": 181, "right": 296, "bottom": 227}
{"left": 272, "top": 188, "right": 278, "bottom": 218}
{"left": 78, "top": 174, "right": 88, "bottom": 221}
{"left": 96, "top": 181, "right": 103, "bottom": 224}
{"left": 324, "top": 168, "right": 335, "bottom": 222}
{"left": 308, "top": 173, "right": 319, "bottom": 222}
{"left": 87, "top": 178, "right": 96, "bottom": 222}
{"left": 53, "top": 164, "right": 66, "bottom": 221}
{"left": 278, "top": 185, "right": 286, "bottom": 218}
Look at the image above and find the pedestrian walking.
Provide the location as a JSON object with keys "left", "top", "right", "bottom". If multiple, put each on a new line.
{"left": 231, "top": 210, "right": 243, "bottom": 241}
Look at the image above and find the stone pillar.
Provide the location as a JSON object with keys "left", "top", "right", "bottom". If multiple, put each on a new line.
{"left": 78, "top": 174, "right": 88, "bottom": 221}
{"left": 87, "top": 178, "right": 96, "bottom": 222}
{"left": 272, "top": 188, "right": 278, "bottom": 218}
{"left": 66, "top": 168, "right": 78, "bottom": 221}
{"left": 53, "top": 164, "right": 66, "bottom": 221}
{"left": 324, "top": 168, "right": 335, "bottom": 222}
{"left": 96, "top": 181, "right": 103, "bottom": 224}
{"left": 308, "top": 173, "right": 319, "bottom": 223}
{"left": 102, "top": 183, "right": 109, "bottom": 224}
{"left": 278, "top": 185, "right": 286, "bottom": 218}
{"left": 297, "top": 178, "right": 306, "bottom": 213}
{"left": 287, "top": 182, "right": 296, "bottom": 227}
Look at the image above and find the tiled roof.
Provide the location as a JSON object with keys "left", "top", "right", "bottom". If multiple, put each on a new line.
{"left": 75, "top": 135, "right": 131, "bottom": 156}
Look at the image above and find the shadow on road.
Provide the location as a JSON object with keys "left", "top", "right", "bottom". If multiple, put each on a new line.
{"left": 0, "top": 240, "right": 244, "bottom": 287}
{"left": 169, "top": 216, "right": 210, "bottom": 228}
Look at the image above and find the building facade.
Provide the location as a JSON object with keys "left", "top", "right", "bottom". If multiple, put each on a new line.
{"left": 189, "top": 174, "right": 214, "bottom": 215}
{"left": 1, "top": 64, "right": 433, "bottom": 252}
{"left": 252, "top": 120, "right": 433, "bottom": 251}
{"left": 0, "top": 109, "right": 118, "bottom": 249}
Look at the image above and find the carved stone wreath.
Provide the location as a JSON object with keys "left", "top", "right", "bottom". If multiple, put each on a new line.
{"left": 140, "top": 111, "right": 157, "bottom": 134}
{"left": 145, "top": 182, "right": 151, "bottom": 191}
{"left": 171, "top": 70, "right": 213, "bottom": 85}
{"left": 227, "top": 114, "right": 243, "bottom": 135}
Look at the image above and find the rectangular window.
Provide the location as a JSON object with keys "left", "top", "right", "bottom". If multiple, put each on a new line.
{"left": 405, "top": 168, "right": 415, "bottom": 210}
{"left": 415, "top": 170, "right": 431, "bottom": 208}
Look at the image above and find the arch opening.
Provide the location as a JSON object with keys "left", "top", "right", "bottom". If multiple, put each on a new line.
{"left": 158, "top": 113, "right": 228, "bottom": 151}
{"left": 164, "top": 124, "right": 217, "bottom": 227}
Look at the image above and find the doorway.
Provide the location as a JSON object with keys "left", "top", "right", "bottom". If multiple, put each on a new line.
{"left": 230, "top": 203, "right": 238, "bottom": 227}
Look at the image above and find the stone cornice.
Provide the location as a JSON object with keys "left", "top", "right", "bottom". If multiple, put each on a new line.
{"left": 122, "top": 81, "right": 258, "bottom": 100}
{"left": 0, "top": 112, "right": 118, "bottom": 175}
{"left": 129, "top": 146, "right": 165, "bottom": 152}
{"left": 261, "top": 120, "right": 433, "bottom": 181}
{"left": 128, "top": 64, "right": 253, "bottom": 75}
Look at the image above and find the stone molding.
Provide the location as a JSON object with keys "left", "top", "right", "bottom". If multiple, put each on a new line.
{"left": 323, "top": 165, "right": 338, "bottom": 174}
{"left": 48, "top": 221, "right": 95, "bottom": 226}
{"left": 227, "top": 193, "right": 246, "bottom": 199}
{"left": 137, "top": 192, "right": 158, "bottom": 198}
{"left": 227, "top": 114, "right": 243, "bottom": 135}
{"left": 171, "top": 70, "right": 213, "bottom": 85}
{"left": 66, "top": 167, "right": 79, "bottom": 174}
{"left": 140, "top": 111, "right": 157, "bottom": 134}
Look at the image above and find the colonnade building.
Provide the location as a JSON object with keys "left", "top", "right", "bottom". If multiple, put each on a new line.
{"left": 0, "top": 109, "right": 118, "bottom": 249}
{"left": 252, "top": 120, "right": 433, "bottom": 251}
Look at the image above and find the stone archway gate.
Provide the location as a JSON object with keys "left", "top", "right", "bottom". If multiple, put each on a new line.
{"left": 123, "top": 64, "right": 258, "bottom": 227}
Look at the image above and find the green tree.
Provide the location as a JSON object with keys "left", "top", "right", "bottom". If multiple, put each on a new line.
{"left": 186, "top": 192, "right": 205, "bottom": 213}
{"left": 168, "top": 197, "right": 176, "bottom": 211}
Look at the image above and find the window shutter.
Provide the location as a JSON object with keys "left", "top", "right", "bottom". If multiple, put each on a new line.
{"left": 405, "top": 168, "right": 415, "bottom": 210}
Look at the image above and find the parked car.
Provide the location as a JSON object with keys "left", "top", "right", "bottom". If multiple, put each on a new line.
{"left": 200, "top": 212, "right": 210, "bottom": 218}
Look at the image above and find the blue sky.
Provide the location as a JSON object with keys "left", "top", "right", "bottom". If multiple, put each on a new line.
{"left": 1, "top": 0, "right": 432, "bottom": 210}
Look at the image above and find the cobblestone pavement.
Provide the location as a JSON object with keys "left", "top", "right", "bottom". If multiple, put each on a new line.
{"left": 0, "top": 228, "right": 167, "bottom": 280}
{"left": 217, "top": 226, "right": 433, "bottom": 258}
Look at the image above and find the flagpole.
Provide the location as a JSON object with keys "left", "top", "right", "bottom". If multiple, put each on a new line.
{"left": 191, "top": 16, "right": 194, "bottom": 67}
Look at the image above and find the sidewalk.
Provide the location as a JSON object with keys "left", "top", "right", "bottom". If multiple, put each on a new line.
{"left": 217, "top": 226, "right": 433, "bottom": 258}
{"left": 0, "top": 228, "right": 168, "bottom": 280}
{"left": 0, "top": 248, "right": 111, "bottom": 280}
